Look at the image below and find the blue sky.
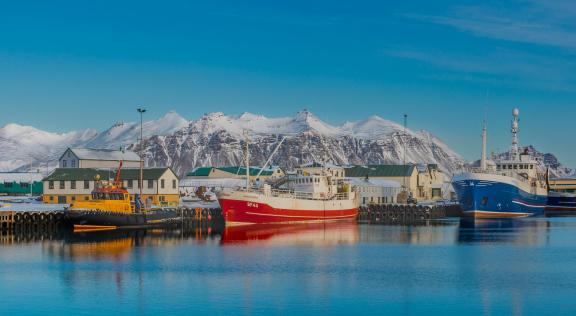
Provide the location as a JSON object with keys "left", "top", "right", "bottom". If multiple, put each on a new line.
{"left": 1, "top": 0, "right": 575, "bottom": 165}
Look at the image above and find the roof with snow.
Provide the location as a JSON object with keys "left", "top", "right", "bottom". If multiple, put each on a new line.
{"left": 187, "top": 166, "right": 280, "bottom": 177}
{"left": 0, "top": 172, "right": 43, "bottom": 183}
{"left": 344, "top": 165, "right": 417, "bottom": 178}
{"left": 64, "top": 148, "right": 141, "bottom": 162}
{"left": 44, "top": 168, "right": 175, "bottom": 181}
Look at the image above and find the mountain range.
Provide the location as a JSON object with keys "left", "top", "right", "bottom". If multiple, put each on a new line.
{"left": 1, "top": 110, "right": 572, "bottom": 178}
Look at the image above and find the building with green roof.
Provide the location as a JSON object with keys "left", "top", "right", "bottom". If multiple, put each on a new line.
{"left": 42, "top": 167, "right": 179, "bottom": 206}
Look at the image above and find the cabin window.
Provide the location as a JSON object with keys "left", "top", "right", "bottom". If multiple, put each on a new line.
{"left": 148, "top": 180, "right": 153, "bottom": 189}
{"left": 172, "top": 179, "right": 177, "bottom": 189}
{"left": 127, "top": 180, "right": 133, "bottom": 188}
{"left": 84, "top": 196, "right": 89, "bottom": 201}
{"left": 49, "top": 181, "right": 54, "bottom": 189}
{"left": 20, "top": 182, "right": 29, "bottom": 189}
{"left": 514, "top": 165, "right": 518, "bottom": 169}
{"left": 59, "top": 181, "right": 65, "bottom": 189}
{"left": 84, "top": 180, "right": 90, "bottom": 189}
{"left": 71, "top": 196, "right": 76, "bottom": 201}
{"left": 71, "top": 180, "right": 76, "bottom": 190}
{"left": 4, "top": 182, "right": 12, "bottom": 188}
{"left": 161, "top": 179, "right": 165, "bottom": 189}
{"left": 49, "top": 196, "right": 54, "bottom": 201}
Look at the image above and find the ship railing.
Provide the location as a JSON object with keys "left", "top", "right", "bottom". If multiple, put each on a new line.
{"left": 466, "top": 168, "right": 547, "bottom": 186}
{"left": 250, "top": 187, "right": 351, "bottom": 201}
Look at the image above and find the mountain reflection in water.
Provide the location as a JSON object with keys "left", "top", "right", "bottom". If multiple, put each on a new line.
{"left": 2, "top": 218, "right": 576, "bottom": 315}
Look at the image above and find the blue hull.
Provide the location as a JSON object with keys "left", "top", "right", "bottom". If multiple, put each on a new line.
{"left": 452, "top": 178, "right": 547, "bottom": 218}
{"left": 547, "top": 193, "right": 576, "bottom": 216}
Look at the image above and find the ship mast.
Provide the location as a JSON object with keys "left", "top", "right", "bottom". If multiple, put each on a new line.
{"left": 481, "top": 120, "right": 487, "bottom": 171}
{"left": 244, "top": 130, "right": 250, "bottom": 192}
{"left": 510, "top": 108, "right": 520, "bottom": 161}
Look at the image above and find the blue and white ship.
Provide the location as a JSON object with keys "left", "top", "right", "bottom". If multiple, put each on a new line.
{"left": 452, "top": 109, "right": 548, "bottom": 218}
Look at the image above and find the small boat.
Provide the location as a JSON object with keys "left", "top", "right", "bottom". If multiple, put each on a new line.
{"left": 66, "top": 161, "right": 180, "bottom": 231}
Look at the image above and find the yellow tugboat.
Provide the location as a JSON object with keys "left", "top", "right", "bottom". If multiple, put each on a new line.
{"left": 66, "top": 161, "right": 179, "bottom": 232}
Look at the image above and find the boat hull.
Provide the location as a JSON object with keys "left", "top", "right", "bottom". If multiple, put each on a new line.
{"left": 218, "top": 191, "right": 358, "bottom": 225}
{"left": 66, "top": 209, "right": 180, "bottom": 230}
{"left": 452, "top": 173, "right": 547, "bottom": 218}
{"left": 546, "top": 192, "right": 576, "bottom": 216}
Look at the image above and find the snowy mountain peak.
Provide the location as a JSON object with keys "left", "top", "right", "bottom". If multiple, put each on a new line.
{"left": 291, "top": 109, "right": 341, "bottom": 136}
{"left": 238, "top": 112, "right": 267, "bottom": 121}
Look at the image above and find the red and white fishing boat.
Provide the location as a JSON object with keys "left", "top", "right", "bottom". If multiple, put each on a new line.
{"left": 218, "top": 174, "right": 359, "bottom": 225}
{"left": 217, "top": 135, "right": 359, "bottom": 225}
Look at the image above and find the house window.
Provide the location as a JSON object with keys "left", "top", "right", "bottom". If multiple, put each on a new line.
{"left": 71, "top": 180, "right": 76, "bottom": 190}
{"left": 59, "top": 181, "right": 65, "bottom": 189}
{"left": 128, "top": 180, "right": 133, "bottom": 188}
{"left": 71, "top": 160, "right": 76, "bottom": 168}
{"left": 84, "top": 180, "right": 90, "bottom": 189}
{"left": 148, "top": 180, "right": 153, "bottom": 189}
{"left": 49, "top": 181, "right": 54, "bottom": 189}
{"left": 172, "top": 179, "right": 177, "bottom": 189}
{"left": 62, "top": 160, "right": 67, "bottom": 167}
{"left": 161, "top": 179, "right": 165, "bottom": 189}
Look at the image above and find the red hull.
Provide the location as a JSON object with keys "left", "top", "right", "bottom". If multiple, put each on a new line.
{"left": 219, "top": 198, "right": 358, "bottom": 225}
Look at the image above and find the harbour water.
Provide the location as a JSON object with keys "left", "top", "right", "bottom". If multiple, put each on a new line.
{"left": 1, "top": 219, "right": 576, "bottom": 315}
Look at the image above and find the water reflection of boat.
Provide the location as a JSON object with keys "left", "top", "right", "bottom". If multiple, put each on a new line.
{"left": 221, "top": 222, "right": 359, "bottom": 246}
{"left": 457, "top": 218, "right": 549, "bottom": 245}
{"left": 43, "top": 227, "right": 224, "bottom": 261}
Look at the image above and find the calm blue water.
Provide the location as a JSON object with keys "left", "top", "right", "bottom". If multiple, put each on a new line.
{"left": 1, "top": 218, "right": 576, "bottom": 316}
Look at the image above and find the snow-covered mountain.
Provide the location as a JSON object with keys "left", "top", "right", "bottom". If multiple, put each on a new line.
{"left": 137, "top": 110, "right": 466, "bottom": 176}
{"left": 2, "top": 110, "right": 571, "bottom": 179}
{"left": 0, "top": 123, "right": 98, "bottom": 172}
{"left": 4, "top": 111, "right": 188, "bottom": 173}
{"left": 85, "top": 111, "right": 189, "bottom": 148}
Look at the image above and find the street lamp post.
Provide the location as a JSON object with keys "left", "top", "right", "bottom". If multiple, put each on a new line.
{"left": 137, "top": 108, "right": 146, "bottom": 211}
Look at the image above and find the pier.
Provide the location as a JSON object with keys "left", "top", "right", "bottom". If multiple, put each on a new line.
{"left": 357, "top": 204, "right": 448, "bottom": 224}
{"left": 1, "top": 204, "right": 456, "bottom": 234}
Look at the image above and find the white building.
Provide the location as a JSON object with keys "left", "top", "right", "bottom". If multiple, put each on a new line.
{"left": 351, "top": 178, "right": 403, "bottom": 206}
{"left": 59, "top": 148, "right": 141, "bottom": 169}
